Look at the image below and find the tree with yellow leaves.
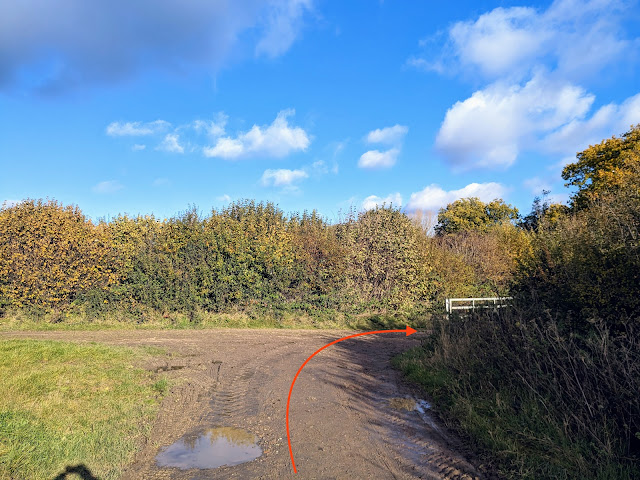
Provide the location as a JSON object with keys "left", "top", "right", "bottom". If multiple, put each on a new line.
{"left": 562, "top": 124, "right": 640, "bottom": 210}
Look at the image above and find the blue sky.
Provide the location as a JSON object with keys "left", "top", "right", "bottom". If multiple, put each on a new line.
{"left": 1, "top": 0, "right": 639, "bottom": 222}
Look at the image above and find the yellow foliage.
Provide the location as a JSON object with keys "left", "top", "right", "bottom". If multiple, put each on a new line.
{"left": 0, "top": 199, "right": 120, "bottom": 308}
{"left": 563, "top": 124, "right": 640, "bottom": 209}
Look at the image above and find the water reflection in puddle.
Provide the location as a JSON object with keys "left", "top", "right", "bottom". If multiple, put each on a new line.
{"left": 156, "top": 426, "right": 262, "bottom": 469}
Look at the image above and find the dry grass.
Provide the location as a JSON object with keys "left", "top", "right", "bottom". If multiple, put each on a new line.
{"left": 394, "top": 308, "right": 640, "bottom": 479}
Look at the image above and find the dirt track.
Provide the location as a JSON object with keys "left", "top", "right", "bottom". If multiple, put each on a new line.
{"left": 3, "top": 329, "right": 484, "bottom": 479}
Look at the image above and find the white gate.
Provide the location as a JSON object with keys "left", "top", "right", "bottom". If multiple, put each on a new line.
{"left": 445, "top": 297, "right": 512, "bottom": 314}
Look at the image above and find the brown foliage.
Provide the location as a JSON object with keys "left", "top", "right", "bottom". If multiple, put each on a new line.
{"left": 434, "top": 224, "right": 531, "bottom": 297}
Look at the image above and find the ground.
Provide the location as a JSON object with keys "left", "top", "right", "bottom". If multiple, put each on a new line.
{"left": 2, "top": 329, "right": 485, "bottom": 480}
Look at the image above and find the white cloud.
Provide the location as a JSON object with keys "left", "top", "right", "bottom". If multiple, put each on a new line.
{"left": 358, "top": 125, "right": 407, "bottom": 169}
{"left": 406, "top": 182, "right": 507, "bottom": 211}
{"left": 256, "top": 0, "right": 314, "bottom": 57}
{"left": 448, "top": 6, "right": 546, "bottom": 79}
{"left": 92, "top": 180, "right": 123, "bottom": 194}
{"left": 0, "top": 1, "right": 315, "bottom": 92}
{"left": 418, "top": 0, "right": 640, "bottom": 170}
{"left": 261, "top": 168, "right": 308, "bottom": 187}
{"left": 435, "top": 73, "right": 595, "bottom": 169}
{"left": 157, "top": 134, "right": 184, "bottom": 154}
{"left": 108, "top": 110, "right": 315, "bottom": 160}
{"left": 423, "top": 0, "right": 631, "bottom": 82}
{"left": 204, "top": 110, "right": 310, "bottom": 159}
{"left": 106, "top": 120, "right": 170, "bottom": 136}
{"left": 358, "top": 148, "right": 400, "bottom": 169}
{"left": 542, "top": 92, "right": 640, "bottom": 158}
{"left": 193, "top": 113, "right": 227, "bottom": 138}
{"left": 217, "top": 194, "right": 232, "bottom": 203}
{"left": 362, "top": 193, "right": 402, "bottom": 211}
{"left": 366, "top": 124, "right": 408, "bottom": 145}
{"left": 204, "top": 138, "right": 244, "bottom": 158}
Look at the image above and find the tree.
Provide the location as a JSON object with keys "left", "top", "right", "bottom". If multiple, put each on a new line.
{"left": 520, "top": 190, "right": 569, "bottom": 231}
{"left": 562, "top": 124, "right": 640, "bottom": 210}
{"left": 336, "top": 206, "right": 434, "bottom": 309}
{"left": 516, "top": 190, "right": 640, "bottom": 327}
{"left": 435, "top": 197, "right": 519, "bottom": 236}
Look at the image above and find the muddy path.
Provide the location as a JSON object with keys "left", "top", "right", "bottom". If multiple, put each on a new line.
{"left": 2, "top": 329, "right": 484, "bottom": 479}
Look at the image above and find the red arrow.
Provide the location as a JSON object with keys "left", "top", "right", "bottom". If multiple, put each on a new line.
{"left": 286, "top": 325, "right": 417, "bottom": 473}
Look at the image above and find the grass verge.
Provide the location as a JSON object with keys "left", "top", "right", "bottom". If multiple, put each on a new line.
{"left": 0, "top": 307, "right": 430, "bottom": 331}
{"left": 0, "top": 339, "right": 168, "bottom": 480}
{"left": 392, "top": 313, "right": 640, "bottom": 480}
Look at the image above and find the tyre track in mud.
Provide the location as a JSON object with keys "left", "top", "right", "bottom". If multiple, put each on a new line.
{"left": 2, "top": 329, "right": 486, "bottom": 479}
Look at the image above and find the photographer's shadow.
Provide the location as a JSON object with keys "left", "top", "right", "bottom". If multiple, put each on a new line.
{"left": 53, "top": 464, "right": 100, "bottom": 480}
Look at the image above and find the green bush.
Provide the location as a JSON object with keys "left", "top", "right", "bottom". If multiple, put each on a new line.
{"left": 0, "top": 200, "right": 526, "bottom": 321}
{"left": 516, "top": 189, "right": 640, "bottom": 332}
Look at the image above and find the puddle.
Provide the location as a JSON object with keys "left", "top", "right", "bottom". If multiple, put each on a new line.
{"left": 388, "top": 397, "right": 416, "bottom": 411}
{"left": 388, "top": 397, "right": 431, "bottom": 412}
{"left": 156, "top": 426, "right": 262, "bottom": 469}
{"left": 415, "top": 399, "right": 431, "bottom": 413}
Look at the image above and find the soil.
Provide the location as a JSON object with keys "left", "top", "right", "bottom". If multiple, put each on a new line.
{"left": 2, "top": 329, "right": 486, "bottom": 479}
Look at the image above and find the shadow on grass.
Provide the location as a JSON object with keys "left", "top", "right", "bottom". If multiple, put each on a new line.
{"left": 52, "top": 464, "right": 100, "bottom": 480}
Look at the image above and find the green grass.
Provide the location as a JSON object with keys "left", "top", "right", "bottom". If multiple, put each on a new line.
{"left": 152, "top": 378, "right": 169, "bottom": 395}
{"left": 0, "top": 307, "right": 431, "bottom": 332}
{"left": 0, "top": 339, "right": 168, "bottom": 480}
